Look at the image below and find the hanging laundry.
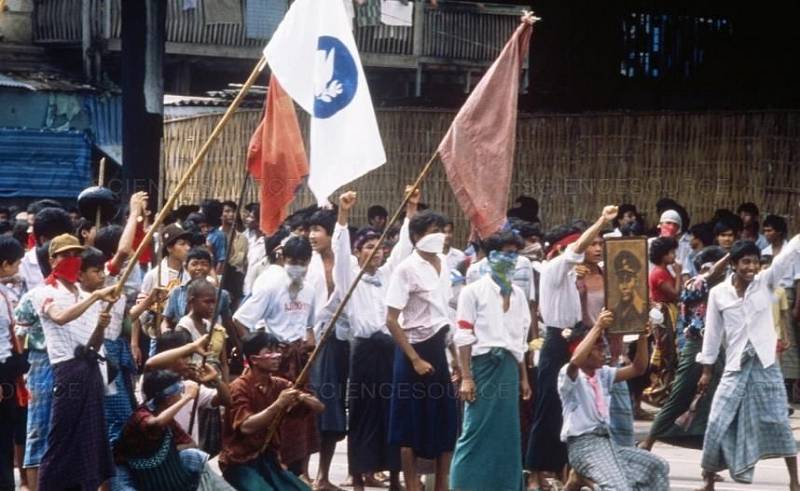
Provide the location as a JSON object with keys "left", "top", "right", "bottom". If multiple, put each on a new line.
{"left": 245, "top": 0, "right": 287, "bottom": 39}
{"left": 381, "top": 0, "right": 413, "bottom": 27}
{"left": 183, "top": 0, "right": 198, "bottom": 10}
{"left": 355, "top": 0, "right": 381, "bottom": 27}
{"left": 203, "top": 0, "right": 242, "bottom": 25}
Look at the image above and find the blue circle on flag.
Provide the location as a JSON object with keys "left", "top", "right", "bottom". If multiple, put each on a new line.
{"left": 313, "top": 36, "right": 358, "bottom": 119}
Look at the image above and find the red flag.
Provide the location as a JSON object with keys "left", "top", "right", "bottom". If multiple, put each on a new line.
{"left": 247, "top": 74, "right": 309, "bottom": 235}
{"left": 437, "top": 22, "right": 532, "bottom": 239}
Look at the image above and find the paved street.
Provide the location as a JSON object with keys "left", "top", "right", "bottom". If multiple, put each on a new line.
{"left": 303, "top": 406, "right": 800, "bottom": 491}
{"left": 305, "top": 440, "right": 795, "bottom": 491}
{"left": 17, "top": 405, "right": 800, "bottom": 490}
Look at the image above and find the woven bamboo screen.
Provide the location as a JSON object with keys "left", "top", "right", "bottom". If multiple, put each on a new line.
{"left": 162, "top": 109, "right": 800, "bottom": 243}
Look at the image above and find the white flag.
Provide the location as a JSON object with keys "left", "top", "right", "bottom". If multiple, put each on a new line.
{"left": 264, "top": 0, "right": 386, "bottom": 204}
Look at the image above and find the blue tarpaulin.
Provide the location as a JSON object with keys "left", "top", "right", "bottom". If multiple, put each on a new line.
{"left": 0, "top": 128, "right": 91, "bottom": 198}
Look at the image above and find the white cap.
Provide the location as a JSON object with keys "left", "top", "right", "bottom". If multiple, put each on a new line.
{"left": 659, "top": 209, "right": 682, "bottom": 228}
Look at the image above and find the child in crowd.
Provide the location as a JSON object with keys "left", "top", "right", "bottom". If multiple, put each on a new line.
{"left": 116, "top": 369, "right": 233, "bottom": 491}
{"left": 559, "top": 309, "right": 669, "bottom": 490}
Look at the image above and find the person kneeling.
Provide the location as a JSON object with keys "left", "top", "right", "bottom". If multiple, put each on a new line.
{"left": 559, "top": 310, "right": 670, "bottom": 491}
{"left": 115, "top": 370, "right": 223, "bottom": 491}
{"left": 219, "top": 332, "right": 324, "bottom": 491}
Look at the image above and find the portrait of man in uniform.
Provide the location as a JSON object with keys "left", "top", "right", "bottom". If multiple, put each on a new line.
{"left": 604, "top": 238, "right": 649, "bottom": 334}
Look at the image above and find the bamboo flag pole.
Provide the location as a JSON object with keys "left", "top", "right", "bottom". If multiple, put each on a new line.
{"left": 106, "top": 56, "right": 268, "bottom": 306}
{"left": 95, "top": 157, "right": 107, "bottom": 231}
{"left": 259, "top": 151, "right": 440, "bottom": 454}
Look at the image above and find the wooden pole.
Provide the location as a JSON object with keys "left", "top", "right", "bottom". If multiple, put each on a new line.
{"left": 187, "top": 171, "right": 250, "bottom": 435}
{"left": 107, "top": 56, "right": 268, "bottom": 303}
{"left": 95, "top": 157, "right": 107, "bottom": 231}
{"left": 259, "top": 152, "right": 440, "bottom": 454}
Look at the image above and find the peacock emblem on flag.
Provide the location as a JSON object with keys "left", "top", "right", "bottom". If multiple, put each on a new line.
{"left": 313, "top": 36, "right": 358, "bottom": 119}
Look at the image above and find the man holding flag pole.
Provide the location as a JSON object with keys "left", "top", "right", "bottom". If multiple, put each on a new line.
{"left": 236, "top": 0, "right": 389, "bottom": 489}
{"left": 101, "top": 2, "right": 556, "bottom": 491}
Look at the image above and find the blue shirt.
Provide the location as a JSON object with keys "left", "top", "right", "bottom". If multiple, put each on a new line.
{"left": 164, "top": 284, "right": 232, "bottom": 324}
{"left": 207, "top": 228, "right": 227, "bottom": 265}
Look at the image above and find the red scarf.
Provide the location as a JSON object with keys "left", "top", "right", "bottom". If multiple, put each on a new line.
{"left": 45, "top": 256, "right": 81, "bottom": 286}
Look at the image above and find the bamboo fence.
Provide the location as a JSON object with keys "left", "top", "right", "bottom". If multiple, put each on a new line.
{"left": 161, "top": 109, "right": 800, "bottom": 242}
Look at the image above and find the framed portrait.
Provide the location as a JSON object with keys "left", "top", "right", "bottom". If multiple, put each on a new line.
{"left": 603, "top": 237, "right": 649, "bottom": 334}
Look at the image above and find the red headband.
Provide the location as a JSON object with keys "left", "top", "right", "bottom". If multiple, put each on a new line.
{"left": 546, "top": 232, "right": 581, "bottom": 261}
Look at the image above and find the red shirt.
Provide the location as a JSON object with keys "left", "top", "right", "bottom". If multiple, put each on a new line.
{"left": 649, "top": 265, "right": 675, "bottom": 303}
{"left": 116, "top": 406, "right": 192, "bottom": 462}
{"left": 218, "top": 369, "right": 313, "bottom": 471}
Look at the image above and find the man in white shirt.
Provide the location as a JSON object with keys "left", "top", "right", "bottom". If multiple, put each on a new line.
{"left": 697, "top": 237, "right": 800, "bottom": 490}
{"left": 762, "top": 214, "right": 800, "bottom": 382}
{"left": 450, "top": 231, "right": 532, "bottom": 491}
{"left": 232, "top": 235, "right": 319, "bottom": 476}
{"left": 242, "top": 203, "right": 266, "bottom": 298}
{"left": 334, "top": 189, "right": 417, "bottom": 491}
{"left": 386, "top": 209, "right": 459, "bottom": 491}
{"left": 525, "top": 205, "right": 618, "bottom": 490}
{"left": 558, "top": 309, "right": 668, "bottom": 490}
{"left": 306, "top": 208, "right": 352, "bottom": 491}
{"left": 443, "top": 219, "right": 466, "bottom": 272}
{"left": 20, "top": 207, "right": 74, "bottom": 290}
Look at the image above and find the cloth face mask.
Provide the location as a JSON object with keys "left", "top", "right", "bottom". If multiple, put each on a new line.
{"left": 488, "top": 250, "right": 517, "bottom": 295}
{"left": 416, "top": 232, "right": 445, "bottom": 254}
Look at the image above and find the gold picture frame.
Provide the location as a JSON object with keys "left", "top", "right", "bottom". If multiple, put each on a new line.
{"left": 603, "top": 237, "right": 649, "bottom": 334}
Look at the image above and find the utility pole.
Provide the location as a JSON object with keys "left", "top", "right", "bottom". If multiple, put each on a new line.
{"left": 121, "top": 0, "right": 166, "bottom": 201}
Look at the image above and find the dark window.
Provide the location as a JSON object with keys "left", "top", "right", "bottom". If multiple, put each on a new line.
{"left": 621, "top": 13, "right": 732, "bottom": 79}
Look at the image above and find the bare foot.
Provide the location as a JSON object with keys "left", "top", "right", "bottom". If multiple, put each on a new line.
{"left": 364, "top": 473, "right": 388, "bottom": 487}
{"left": 637, "top": 437, "right": 655, "bottom": 451}
{"left": 694, "top": 472, "right": 716, "bottom": 491}
{"left": 313, "top": 479, "right": 346, "bottom": 491}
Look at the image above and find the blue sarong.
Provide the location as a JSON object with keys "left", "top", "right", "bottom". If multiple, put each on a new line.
{"left": 388, "top": 327, "right": 458, "bottom": 459}
{"left": 104, "top": 338, "right": 135, "bottom": 445}
{"left": 450, "top": 348, "right": 522, "bottom": 491}
{"left": 702, "top": 344, "right": 797, "bottom": 483}
{"left": 23, "top": 350, "right": 52, "bottom": 468}
{"left": 609, "top": 380, "right": 634, "bottom": 447}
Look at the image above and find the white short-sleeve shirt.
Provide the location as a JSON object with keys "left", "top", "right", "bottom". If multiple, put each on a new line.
{"left": 39, "top": 283, "right": 101, "bottom": 364}
{"left": 454, "top": 276, "right": 531, "bottom": 362}
{"left": 233, "top": 268, "right": 315, "bottom": 343}
{"left": 385, "top": 250, "right": 452, "bottom": 344}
